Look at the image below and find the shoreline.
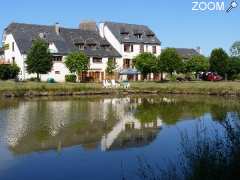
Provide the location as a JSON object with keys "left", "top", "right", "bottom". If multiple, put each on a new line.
{"left": 1, "top": 81, "right": 240, "bottom": 98}
{"left": 1, "top": 89, "right": 240, "bottom": 98}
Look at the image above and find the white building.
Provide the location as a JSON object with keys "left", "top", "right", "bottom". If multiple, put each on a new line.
{"left": 2, "top": 22, "right": 121, "bottom": 82}
{"left": 2, "top": 21, "right": 162, "bottom": 82}
{"left": 99, "top": 21, "right": 161, "bottom": 80}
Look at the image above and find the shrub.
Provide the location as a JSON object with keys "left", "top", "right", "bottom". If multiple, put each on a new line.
{"left": 0, "top": 64, "right": 20, "bottom": 80}
{"left": 65, "top": 74, "right": 77, "bottom": 83}
{"left": 166, "top": 73, "right": 177, "bottom": 81}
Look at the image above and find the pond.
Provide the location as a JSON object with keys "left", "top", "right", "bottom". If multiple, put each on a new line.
{"left": 0, "top": 95, "right": 239, "bottom": 180}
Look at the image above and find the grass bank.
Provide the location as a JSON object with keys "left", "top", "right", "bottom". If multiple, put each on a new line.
{"left": 1, "top": 81, "right": 240, "bottom": 97}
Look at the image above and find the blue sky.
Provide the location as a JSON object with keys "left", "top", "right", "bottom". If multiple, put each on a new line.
{"left": 0, "top": 0, "right": 239, "bottom": 55}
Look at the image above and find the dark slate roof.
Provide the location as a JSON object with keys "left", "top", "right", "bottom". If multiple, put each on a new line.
{"left": 175, "top": 48, "right": 200, "bottom": 59}
{"left": 5, "top": 23, "right": 121, "bottom": 58}
{"left": 104, "top": 21, "right": 161, "bottom": 45}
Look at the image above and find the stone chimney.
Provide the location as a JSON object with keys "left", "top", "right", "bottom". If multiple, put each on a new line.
{"left": 196, "top": 46, "right": 201, "bottom": 54}
{"left": 79, "top": 21, "right": 97, "bottom": 31}
{"left": 55, "top": 22, "right": 60, "bottom": 35}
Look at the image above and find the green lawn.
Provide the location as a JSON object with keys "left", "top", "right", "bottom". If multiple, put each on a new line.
{"left": 1, "top": 80, "right": 240, "bottom": 96}
{"left": 0, "top": 81, "right": 102, "bottom": 92}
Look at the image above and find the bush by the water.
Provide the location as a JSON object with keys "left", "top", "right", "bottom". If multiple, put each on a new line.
{"left": 65, "top": 74, "right": 77, "bottom": 82}
{"left": 0, "top": 64, "right": 20, "bottom": 80}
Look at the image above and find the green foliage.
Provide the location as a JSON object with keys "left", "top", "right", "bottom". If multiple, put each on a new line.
{"left": 134, "top": 53, "right": 157, "bottom": 79}
{"left": 0, "top": 64, "right": 20, "bottom": 80}
{"left": 65, "top": 74, "right": 77, "bottom": 83}
{"left": 185, "top": 55, "right": 209, "bottom": 73}
{"left": 209, "top": 48, "right": 229, "bottom": 77}
{"left": 159, "top": 48, "right": 183, "bottom": 75}
{"left": 106, "top": 58, "right": 117, "bottom": 75}
{"left": 230, "top": 41, "right": 240, "bottom": 57}
{"left": 227, "top": 57, "right": 240, "bottom": 80}
{"left": 65, "top": 52, "right": 89, "bottom": 74}
{"left": 26, "top": 39, "right": 53, "bottom": 80}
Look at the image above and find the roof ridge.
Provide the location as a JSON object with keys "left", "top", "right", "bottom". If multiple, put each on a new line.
{"left": 105, "top": 21, "right": 148, "bottom": 27}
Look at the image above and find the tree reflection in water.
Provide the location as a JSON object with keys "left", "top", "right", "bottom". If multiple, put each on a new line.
{"left": 0, "top": 95, "right": 239, "bottom": 158}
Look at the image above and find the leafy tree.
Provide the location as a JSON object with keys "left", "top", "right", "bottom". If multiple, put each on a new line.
{"left": 65, "top": 52, "right": 89, "bottom": 78}
{"left": 159, "top": 48, "right": 182, "bottom": 76}
{"left": 230, "top": 41, "right": 240, "bottom": 57}
{"left": 185, "top": 55, "right": 209, "bottom": 74}
{"left": 227, "top": 57, "right": 240, "bottom": 80}
{"left": 134, "top": 52, "right": 157, "bottom": 79}
{"left": 0, "top": 64, "right": 20, "bottom": 80}
{"left": 26, "top": 39, "right": 53, "bottom": 80}
{"left": 209, "top": 48, "right": 229, "bottom": 78}
{"left": 106, "top": 58, "right": 117, "bottom": 78}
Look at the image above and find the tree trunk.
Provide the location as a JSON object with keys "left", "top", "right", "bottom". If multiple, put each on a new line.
{"left": 160, "top": 72, "right": 163, "bottom": 81}
{"left": 37, "top": 73, "right": 40, "bottom": 81}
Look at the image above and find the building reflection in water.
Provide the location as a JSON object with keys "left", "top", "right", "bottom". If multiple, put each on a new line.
{"left": 2, "top": 97, "right": 162, "bottom": 155}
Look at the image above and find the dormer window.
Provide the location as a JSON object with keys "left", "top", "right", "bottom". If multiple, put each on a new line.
{"left": 134, "top": 30, "right": 143, "bottom": 39}
{"left": 88, "top": 44, "right": 97, "bottom": 50}
{"left": 120, "top": 28, "right": 129, "bottom": 35}
{"left": 52, "top": 56, "right": 62, "bottom": 62}
{"left": 86, "top": 38, "right": 97, "bottom": 50}
{"left": 146, "top": 31, "right": 155, "bottom": 38}
{"left": 74, "top": 37, "right": 85, "bottom": 50}
{"left": 120, "top": 28, "right": 129, "bottom": 39}
{"left": 101, "top": 44, "right": 110, "bottom": 51}
{"left": 77, "top": 44, "right": 85, "bottom": 50}
{"left": 135, "top": 34, "right": 142, "bottom": 39}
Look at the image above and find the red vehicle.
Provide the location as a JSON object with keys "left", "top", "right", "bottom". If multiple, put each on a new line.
{"left": 200, "top": 72, "right": 223, "bottom": 81}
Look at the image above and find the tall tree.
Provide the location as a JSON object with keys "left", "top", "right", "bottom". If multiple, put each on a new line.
{"left": 230, "top": 41, "right": 240, "bottom": 57}
{"left": 65, "top": 52, "right": 89, "bottom": 79}
{"left": 134, "top": 52, "right": 157, "bottom": 80}
{"left": 26, "top": 39, "right": 53, "bottom": 80}
{"left": 227, "top": 57, "right": 240, "bottom": 80}
{"left": 159, "top": 48, "right": 182, "bottom": 76}
{"left": 209, "top": 48, "right": 229, "bottom": 78}
{"left": 106, "top": 58, "right": 117, "bottom": 78}
{"left": 185, "top": 55, "right": 209, "bottom": 74}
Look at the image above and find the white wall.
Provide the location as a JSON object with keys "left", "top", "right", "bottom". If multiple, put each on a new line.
{"left": 41, "top": 56, "right": 70, "bottom": 82}
{"left": 99, "top": 23, "right": 161, "bottom": 71}
{"left": 4, "top": 34, "right": 27, "bottom": 80}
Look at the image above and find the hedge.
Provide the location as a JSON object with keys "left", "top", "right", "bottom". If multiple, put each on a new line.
{"left": 0, "top": 64, "right": 20, "bottom": 80}
{"left": 65, "top": 74, "right": 77, "bottom": 83}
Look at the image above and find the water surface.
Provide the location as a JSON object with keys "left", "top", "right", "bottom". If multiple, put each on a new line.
{"left": 0, "top": 95, "right": 239, "bottom": 180}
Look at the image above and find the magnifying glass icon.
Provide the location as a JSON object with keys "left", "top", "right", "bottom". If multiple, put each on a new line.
{"left": 226, "top": 1, "right": 238, "bottom": 13}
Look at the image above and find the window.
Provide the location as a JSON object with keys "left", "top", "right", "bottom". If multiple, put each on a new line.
{"left": 52, "top": 56, "right": 62, "bottom": 62}
{"left": 93, "top": 57, "right": 102, "bottom": 63}
{"left": 152, "top": 46, "right": 157, "bottom": 54}
{"left": 78, "top": 44, "right": 85, "bottom": 50}
{"left": 88, "top": 44, "right": 97, "bottom": 50}
{"left": 140, "top": 44, "right": 144, "bottom": 53}
{"left": 102, "top": 45, "right": 110, "bottom": 51}
{"left": 55, "top": 71, "right": 60, "bottom": 74}
{"left": 135, "top": 34, "right": 142, "bottom": 39}
{"left": 12, "top": 42, "right": 15, "bottom": 52}
{"left": 123, "top": 59, "right": 131, "bottom": 68}
{"left": 12, "top": 57, "right": 15, "bottom": 64}
{"left": 124, "top": 44, "right": 133, "bottom": 52}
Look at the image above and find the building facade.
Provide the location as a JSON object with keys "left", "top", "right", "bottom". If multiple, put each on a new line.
{"left": 2, "top": 22, "right": 121, "bottom": 82}
{"left": 1, "top": 21, "right": 162, "bottom": 82}
{"left": 99, "top": 21, "right": 161, "bottom": 80}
